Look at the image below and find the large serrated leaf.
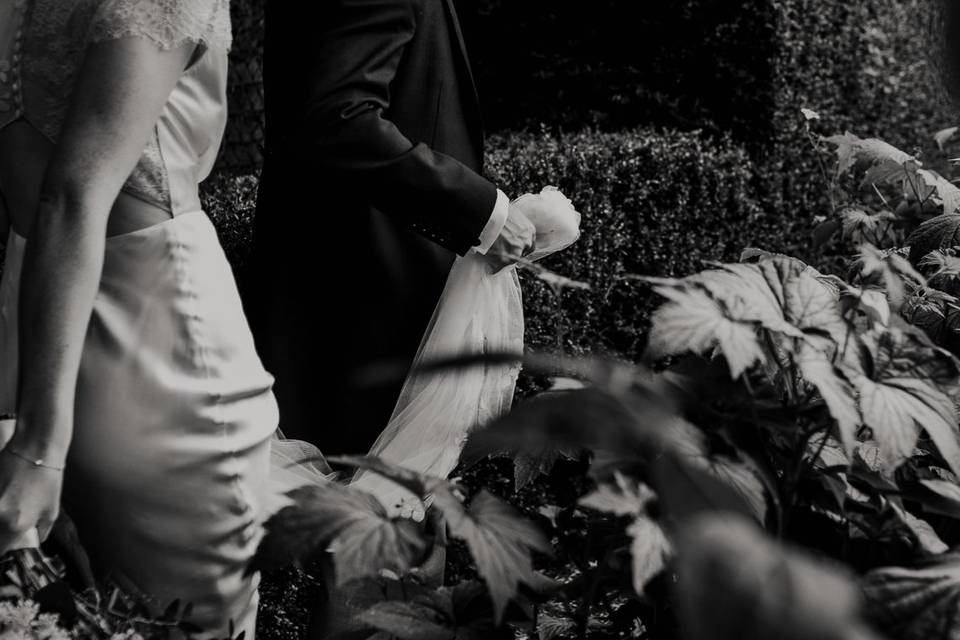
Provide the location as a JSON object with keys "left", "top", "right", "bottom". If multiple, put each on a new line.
{"left": 443, "top": 491, "right": 552, "bottom": 622}
{"left": 645, "top": 255, "right": 841, "bottom": 380}
{"left": 646, "top": 286, "right": 764, "bottom": 379}
{"left": 848, "top": 328, "right": 960, "bottom": 476}
{"left": 825, "top": 132, "right": 915, "bottom": 177}
{"left": 252, "top": 483, "right": 432, "bottom": 584}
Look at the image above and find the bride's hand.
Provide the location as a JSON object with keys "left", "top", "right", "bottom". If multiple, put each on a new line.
{"left": 0, "top": 443, "right": 64, "bottom": 553}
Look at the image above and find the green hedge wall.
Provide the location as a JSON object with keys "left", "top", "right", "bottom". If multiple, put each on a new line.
{"left": 485, "top": 129, "right": 786, "bottom": 359}
{"left": 202, "top": 127, "right": 791, "bottom": 361}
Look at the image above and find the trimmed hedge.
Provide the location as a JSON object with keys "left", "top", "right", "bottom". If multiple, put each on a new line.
{"left": 485, "top": 129, "right": 785, "bottom": 359}
{"left": 202, "top": 127, "right": 791, "bottom": 361}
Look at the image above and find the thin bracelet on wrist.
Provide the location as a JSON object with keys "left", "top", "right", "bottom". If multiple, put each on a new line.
{"left": 3, "top": 447, "right": 66, "bottom": 472}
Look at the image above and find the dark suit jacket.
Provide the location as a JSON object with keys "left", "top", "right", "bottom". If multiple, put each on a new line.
{"left": 243, "top": 0, "right": 497, "bottom": 452}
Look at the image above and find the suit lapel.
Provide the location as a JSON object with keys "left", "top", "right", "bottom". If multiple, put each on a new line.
{"left": 442, "top": 0, "right": 481, "bottom": 111}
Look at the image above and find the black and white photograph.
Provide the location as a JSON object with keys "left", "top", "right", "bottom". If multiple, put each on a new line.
{"left": 1, "top": 1, "right": 960, "bottom": 639}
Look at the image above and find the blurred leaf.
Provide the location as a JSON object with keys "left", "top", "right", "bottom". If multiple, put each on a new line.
{"left": 934, "top": 126, "right": 959, "bottom": 151}
{"left": 627, "top": 516, "right": 672, "bottom": 595}
{"left": 462, "top": 388, "right": 660, "bottom": 467}
{"left": 676, "top": 514, "right": 877, "bottom": 640}
{"left": 331, "top": 455, "right": 435, "bottom": 501}
{"left": 578, "top": 474, "right": 673, "bottom": 595}
{"left": 856, "top": 244, "right": 925, "bottom": 310}
{"left": 579, "top": 473, "right": 656, "bottom": 517}
{"left": 655, "top": 418, "right": 770, "bottom": 523}
{"left": 518, "top": 260, "right": 591, "bottom": 291}
{"left": 651, "top": 450, "right": 764, "bottom": 525}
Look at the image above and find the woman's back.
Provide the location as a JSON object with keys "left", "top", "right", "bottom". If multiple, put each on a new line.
{"left": 0, "top": 1, "right": 278, "bottom": 635}
{"left": 0, "top": 0, "right": 230, "bottom": 238}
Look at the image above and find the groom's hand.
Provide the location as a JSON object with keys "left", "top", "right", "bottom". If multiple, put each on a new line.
{"left": 484, "top": 206, "right": 536, "bottom": 272}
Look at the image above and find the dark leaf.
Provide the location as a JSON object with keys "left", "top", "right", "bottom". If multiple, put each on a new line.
{"left": 462, "top": 388, "right": 661, "bottom": 466}
{"left": 512, "top": 442, "right": 581, "bottom": 491}
{"left": 357, "top": 601, "right": 453, "bottom": 640}
{"left": 863, "top": 553, "right": 960, "bottom": 640}
{"left": 907, "top": 213, "right": 960, "bottom": 263}
{"left": 651, "top": 450, "right": 764, "bottom": 525}
{"left": 911, "top": 479, "right": 960, "bottom": 520}
{"left": 251, "top": 483, "right": 432, "bottom": 584}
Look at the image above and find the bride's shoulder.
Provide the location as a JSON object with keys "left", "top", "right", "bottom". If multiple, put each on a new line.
{"left": 85, "top": 0, "right": 232, "bottom": 52}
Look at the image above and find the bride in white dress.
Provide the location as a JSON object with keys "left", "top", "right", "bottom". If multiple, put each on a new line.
{"left": 0, "top": 0, "right": 274, "bottom": 636}
{"left": 0, "top": 1, "right": 580, "bottom": 637}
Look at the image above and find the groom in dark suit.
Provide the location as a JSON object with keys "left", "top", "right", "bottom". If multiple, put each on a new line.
{"left": 244, "top": 0, "right": 535, "bottom": 454}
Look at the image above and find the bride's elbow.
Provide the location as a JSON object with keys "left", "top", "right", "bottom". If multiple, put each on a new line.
{"left": 34, "top": 177, "right": 110, "bottom": 236}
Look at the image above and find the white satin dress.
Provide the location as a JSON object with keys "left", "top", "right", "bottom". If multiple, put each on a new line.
{"left": 0, "top": 1, "right": 276, "bottom": 637}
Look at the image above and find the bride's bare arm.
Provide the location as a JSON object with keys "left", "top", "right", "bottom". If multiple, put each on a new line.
{"left": 0, "top": 39, "right": 192, "bottom": 547}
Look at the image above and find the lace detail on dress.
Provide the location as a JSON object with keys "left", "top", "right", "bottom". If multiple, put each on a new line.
{"left": 123, "top": 131, "right": 171, "bottom": 209}
{"left": 18, "top": 0, "right": 231, "bottom": 213}
{"left": 88, "top": 0, "right": 232, "bottom": 53}
{"left": 22, "top": 0, "right": 96, "bottom": 139}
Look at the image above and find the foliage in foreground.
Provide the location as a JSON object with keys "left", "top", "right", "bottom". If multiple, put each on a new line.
{"left": 12, "top": 115, "right": 960, "bottom": 639}
{"left": 254, "top": 115, "right": 960, "bottom": 640}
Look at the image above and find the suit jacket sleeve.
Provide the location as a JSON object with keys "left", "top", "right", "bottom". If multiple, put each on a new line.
{"left": 301, "top": 0, "right": 497, "bottom": 256}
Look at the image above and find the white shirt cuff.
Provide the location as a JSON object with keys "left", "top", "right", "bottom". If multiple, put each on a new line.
{"left": 474, "top": 189, "right": 510, "bottom": 255}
